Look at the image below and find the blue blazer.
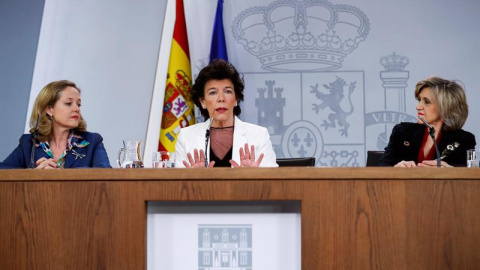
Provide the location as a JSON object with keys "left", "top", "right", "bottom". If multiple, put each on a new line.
{"left": 0, "top": 131, "right": 111, "bottom": 169}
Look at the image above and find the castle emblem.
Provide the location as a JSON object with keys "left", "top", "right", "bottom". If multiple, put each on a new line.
{"left": 232, "top": 0, "right": 370, "bottom": 71}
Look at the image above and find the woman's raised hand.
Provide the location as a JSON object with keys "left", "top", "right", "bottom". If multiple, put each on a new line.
{"left": 183, "top": 149, "right": 215, "bottom": 168}
{"left": 230, "top": 143, "right": 264, "bottom": 167}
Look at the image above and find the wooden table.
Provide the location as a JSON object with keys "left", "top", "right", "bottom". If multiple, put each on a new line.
{"left": 1, "top": 168, "right": 479, "bottom": 269}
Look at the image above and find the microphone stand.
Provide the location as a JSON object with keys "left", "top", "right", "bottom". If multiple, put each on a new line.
{"left": 419, "top": 116, "right": 441, "bottom": 167}
{"left": 204, "top": 118, "right": 213, "bottom": 167}
{"left": 29, "top": 114, "right": 40, "bottom": 168}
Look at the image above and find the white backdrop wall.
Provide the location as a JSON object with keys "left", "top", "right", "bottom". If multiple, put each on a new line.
{"left": 0, "top": 0, "right": 44, "bottom": 160}
{"left": 23, "top": 0, "right": 168, "bottom": 166}
{"left": 1, "top": 0, "right": 479, "bottom": 167}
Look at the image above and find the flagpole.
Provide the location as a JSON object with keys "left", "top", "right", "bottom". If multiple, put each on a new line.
{"left": 144, "top": 0, "right": 176, "bottom": 167}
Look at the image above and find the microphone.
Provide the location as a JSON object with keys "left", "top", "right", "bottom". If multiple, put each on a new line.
{"left": 29, "top": 114, "right": 40, "bottom": 168}
{"left": 418, "top": 116, "right": 441, "bottom": 167}
{"left": 204, "top": 118, "right": 213, "bottom": 167}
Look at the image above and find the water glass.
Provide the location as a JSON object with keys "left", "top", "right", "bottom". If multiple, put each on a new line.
{"left": 152, "top": 151, "right": 175, "bottom": 168}
{"left": 467, "top": 149, "right": 479, "bottom": 168}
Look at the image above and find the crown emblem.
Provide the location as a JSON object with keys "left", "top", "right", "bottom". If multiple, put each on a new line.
{"left": 380, "top": 52, "right": 409, "bottom": 71}
{"left": 232, "top": 0, "right": 370, "bottom": 71}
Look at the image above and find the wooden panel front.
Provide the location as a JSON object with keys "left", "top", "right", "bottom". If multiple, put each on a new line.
{"left": 1, "top": 168, "right": 479, "bottom": 269}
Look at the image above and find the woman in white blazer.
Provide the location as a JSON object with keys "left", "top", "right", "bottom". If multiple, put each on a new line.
{"left": 174, "top": 59, "right": 278, "bottom": 168}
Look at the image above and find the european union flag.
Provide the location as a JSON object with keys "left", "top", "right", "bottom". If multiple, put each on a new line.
{"left": 210, "top": 0, "right": 228, "bottom": 62}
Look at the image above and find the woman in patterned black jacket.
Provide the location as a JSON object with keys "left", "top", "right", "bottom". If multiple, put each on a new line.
{"left": 380, "top": 76, "right": 476, "bottom": 167}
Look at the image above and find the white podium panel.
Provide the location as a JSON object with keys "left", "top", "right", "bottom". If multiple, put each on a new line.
{"left": 147, "top": 202, "right": 301, "bottom": 270}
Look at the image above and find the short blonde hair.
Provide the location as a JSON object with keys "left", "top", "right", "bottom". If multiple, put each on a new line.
{"left": 29, "top": 80, "right": 87, "bottom": 141}
{"left": 414, "top": 76, "right": 468, "bottom": 131}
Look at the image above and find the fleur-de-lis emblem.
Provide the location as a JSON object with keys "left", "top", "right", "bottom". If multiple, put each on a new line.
{"left": 71, "top": 149, "right": 85, "bottom": 160}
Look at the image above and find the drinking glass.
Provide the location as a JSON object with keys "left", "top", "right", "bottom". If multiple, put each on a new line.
{"left": 467, "top": 149, "right": 479, "bottom": 168}
{"left": 152, "top": 151, "right": 175, "bottom": 168}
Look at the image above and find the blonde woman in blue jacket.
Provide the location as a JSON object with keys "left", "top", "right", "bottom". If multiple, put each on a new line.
{"left": 0, "top": 80, "right": 111, "bottom": 169}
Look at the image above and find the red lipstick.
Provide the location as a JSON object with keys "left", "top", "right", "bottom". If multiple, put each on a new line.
{"left": 215, "top": 107, "right": 227, "bottom": 113}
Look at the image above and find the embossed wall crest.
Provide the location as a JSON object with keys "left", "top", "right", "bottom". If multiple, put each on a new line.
{"left": 245, "top": 71, "right": 364, "bottom": 166}
{"left": 231, "top": 0, "right": 369, "bottom": 166}
{"left": 232, "top": 0, "right": 370, "bottom": 72}
{"left": 190, "top": 0, "right": 420, "bottom": 166}
{"left": 365, "top": 52, "right": 416, "bottom": 151}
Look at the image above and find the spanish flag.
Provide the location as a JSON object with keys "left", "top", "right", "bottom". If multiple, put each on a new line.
{"left": 159, "top": 0, "right": 195, "bottom": 152}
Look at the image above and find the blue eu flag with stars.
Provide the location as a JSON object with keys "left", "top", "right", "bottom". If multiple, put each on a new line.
{"left": 210, "top": 0, "right": 228, "bottom": 62}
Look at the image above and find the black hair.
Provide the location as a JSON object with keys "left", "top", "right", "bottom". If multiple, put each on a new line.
{"left": 192, "top": 59, "right": 244, "bottom": 118}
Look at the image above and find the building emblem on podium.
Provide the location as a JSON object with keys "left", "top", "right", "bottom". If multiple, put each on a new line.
{"left": 198, "top": 224, "right": 252, "bottom": 270}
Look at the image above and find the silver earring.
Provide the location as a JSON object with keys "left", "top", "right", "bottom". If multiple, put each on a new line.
{"left": 235, "top": 102, "right": 238, "bottom": 107}
{"left": 202, "top": 105, "right": 206, "bottom": 109}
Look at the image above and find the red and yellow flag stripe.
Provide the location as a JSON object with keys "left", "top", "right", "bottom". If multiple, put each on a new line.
{"left": 159, "top": 0, "right": 195, "bottom": 152}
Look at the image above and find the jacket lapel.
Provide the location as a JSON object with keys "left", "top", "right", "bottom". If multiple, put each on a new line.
{"left": 232, "top": 117, "right": 248, "bottom": 163}
{"left": 437, "top": 130, "right": 457, "bottom": 157}
{"left": 64, "top": 133, "right": 88, "bottom": 168}
{"left": 33, "top": 146, "right": 48, "bottom": 167}
{"left": 64, "top": 149, "right": 77, "bottom": 168}
{"left": 405, "top": 124, "right": 425, "bottom": 162}
{"left": 199, "top": 119, "right": 212, "bottom": 161}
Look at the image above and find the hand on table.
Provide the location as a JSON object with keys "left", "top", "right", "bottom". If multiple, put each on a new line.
{"left": 35, "top": 157, "right": 59, "bottom": 169}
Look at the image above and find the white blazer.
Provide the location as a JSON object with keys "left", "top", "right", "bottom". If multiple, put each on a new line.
{"left": 174, "top": 116, "right": 278, "bottom": 167}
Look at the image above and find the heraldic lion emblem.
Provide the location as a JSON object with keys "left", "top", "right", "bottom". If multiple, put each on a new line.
{"left": 311, "top": 77, "right": 356, "bottom": 137}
